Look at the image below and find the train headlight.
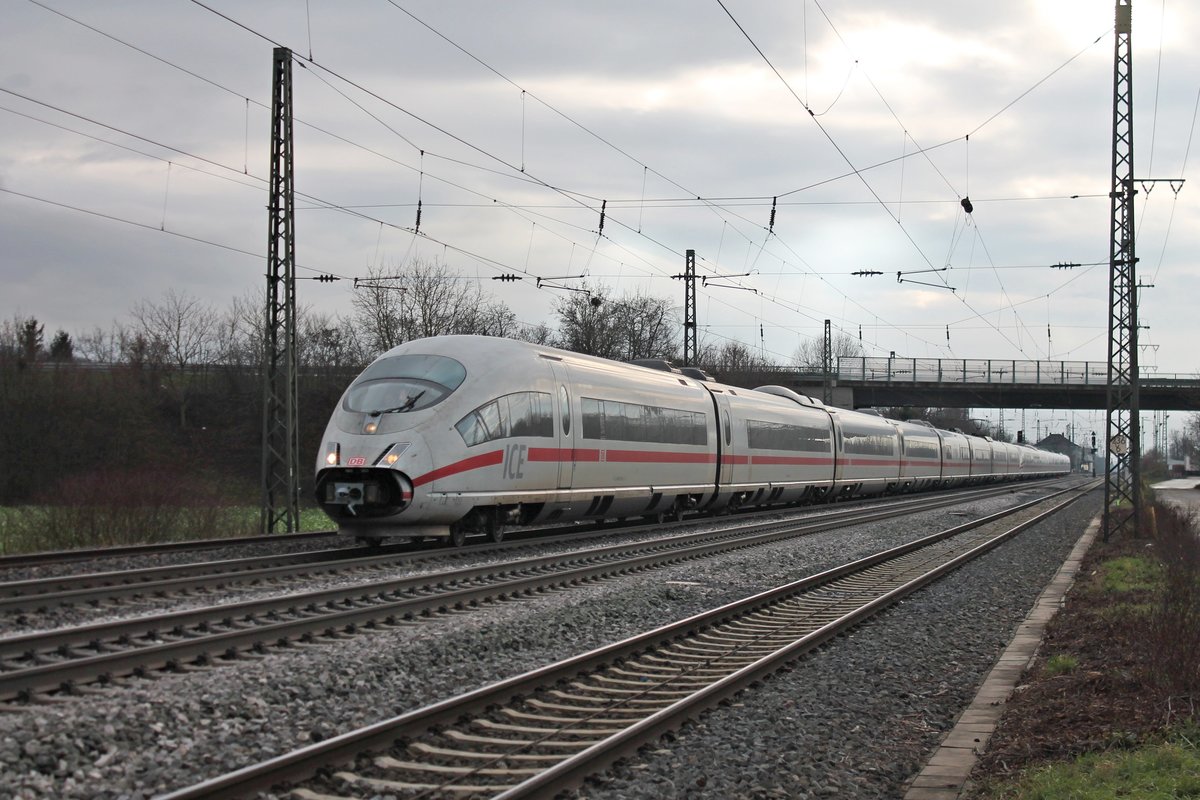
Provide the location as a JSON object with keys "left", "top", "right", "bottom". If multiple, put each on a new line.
{"left": 375, "top": 442, "right": 410, "bottom": 467}
{"left": 363, "top": 420, "right": 378, "bottom": 434}
{"left": 325, "top": 442, "right": 341, "bottom": 466}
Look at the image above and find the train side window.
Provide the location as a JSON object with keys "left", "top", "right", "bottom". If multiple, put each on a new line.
{"left": 722, "top": 409, "right": 731, "bottom": 446}
{"left": 559, "top": 385, "right": 571, "bottom": 436}
{"left": 746, "top": 420, "right": 829, "bottom": 452}
{"left": 454, "top": 391, "right": 553, "bottom": 447}
{"left": 509, "top": 392, "right": 552, "bottom": 437}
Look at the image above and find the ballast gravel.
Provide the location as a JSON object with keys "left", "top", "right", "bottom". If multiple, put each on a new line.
{"left": 0, "top": 483, "right": 1100, "bottom": 799}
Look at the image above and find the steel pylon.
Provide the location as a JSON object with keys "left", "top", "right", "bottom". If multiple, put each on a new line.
{"left": 261, "top": 47, "right": 300, "bottom": 534}
{"left": 1103, "top": 0, "right": 1139, "bottom": 540}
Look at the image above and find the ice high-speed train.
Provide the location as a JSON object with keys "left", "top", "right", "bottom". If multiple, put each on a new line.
{"left": 315, "top": 336, "right": 1071, "bottom": 545}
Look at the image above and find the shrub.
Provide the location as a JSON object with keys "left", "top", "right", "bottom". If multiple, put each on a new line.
{"left": 1145, "top": 502, "right": 1200, "bottom": 702}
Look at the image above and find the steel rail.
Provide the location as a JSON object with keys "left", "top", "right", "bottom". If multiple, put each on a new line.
{"left": 155, "top": 480, "right": 1097, "bottom": 799}
{"left": 0, "top": 544, "right": 397, "bottom": 603}
{"left": 0, "top": 481, "right": 1065, "bottom": 701}
{"left": 495, "top": 482, "right": 1098, "bottom": 799}
{"left": 0, "top": 529, "right": 337, "bottom": 570}
{"left": 0, "top": 477, "right": 1063, "bottom": 577}
{"left": 0, "top": 479, "right": 1061, "bottom": 613}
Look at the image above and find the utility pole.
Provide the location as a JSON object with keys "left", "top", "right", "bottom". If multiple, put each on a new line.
{"left": 1103, "top": 0, "right": 1138, "bottom": 541}
{"left": 261, "top": 47, "right": 300, "bottom": 534}
{"left": 673, "top": 249, "right": 698, "bottom": 366}
{"left": 822, "top": 319, "right": 833, "bottom": 405}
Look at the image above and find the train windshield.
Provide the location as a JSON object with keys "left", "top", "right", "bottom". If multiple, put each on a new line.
{"left": 343, "top": 354, "right": 467, "bottom": 415}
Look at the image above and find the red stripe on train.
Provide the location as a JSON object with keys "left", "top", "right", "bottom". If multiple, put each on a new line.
{"left": 749, "top": 454, "right": 834, "bottom": 466}
{"left": 411, "top": 450, "right": 504, "bottom": 487}
{"left": 530, "top": 447, "right": 716, "bottom": 464}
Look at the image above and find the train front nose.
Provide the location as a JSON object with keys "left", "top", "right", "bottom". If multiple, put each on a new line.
{"left": 315, "top": 439, "right": 421, "bottom": 521}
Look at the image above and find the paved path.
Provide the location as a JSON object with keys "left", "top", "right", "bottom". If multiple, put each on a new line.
{"left": 1151, "top": 478, "right": 1200, "bottom": 513}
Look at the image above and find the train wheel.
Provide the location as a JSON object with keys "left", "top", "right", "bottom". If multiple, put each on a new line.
{"left": 448, "top": 525, "right": 467, "bottom": 547}
{"left": 486, "top": 516, "right": 505, "bottom": 544}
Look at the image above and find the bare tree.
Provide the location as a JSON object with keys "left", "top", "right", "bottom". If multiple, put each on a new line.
{"left": 699, "top": 339, "right": 771, "bottom": 374}
{"left": 613, "top": 290, "right": 678, "bottom": 361}
{"left": 793, "top": 330, "right": 863, "bottom": 371}
{"left": 350, "top": 267, "right": 406, "bottom": 354}
{"left": 212, "top": 291, "right": 266, "bottom": 371}
{"left": 552, "top": 285, "right": 678, "bottom": 361}
{"left": 131, "top": 289, "right": 219, "bottom": 427}
{"left": 76, "top": 324, "right": 128, "bottom": 363}
{"left": 405, "top": 258, "right": 503, "bottom": 338}
{"left": 512, "top": 321, "right": 555, "bottom": 346}
{"left": 299, "top": 310, "right": 364, "bottom": 375}
{"left": 350, "top": 258, "right": 517, "bottom": 355}
{"left": 552, "top": 285, "right": 623, "bottom": 359}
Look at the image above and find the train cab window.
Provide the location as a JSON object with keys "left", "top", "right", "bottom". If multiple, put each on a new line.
{"left": 455, "top": 391, "right": 553, "bottom": 447}
{"left": 344, "top": 354, "right": 466, "bottom": 415}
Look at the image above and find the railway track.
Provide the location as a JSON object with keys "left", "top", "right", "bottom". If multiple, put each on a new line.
{"left": 159, "top": 480, "right": 1099, "bottom": 799}
{"left": 0, "top": 528, "right": 339, "bottom": 570}
{"left": 0, "top": 479, "right": 1062, "bottom": 616}
{"left": 0, "top": 481, "right": 1067, "bottom": 703}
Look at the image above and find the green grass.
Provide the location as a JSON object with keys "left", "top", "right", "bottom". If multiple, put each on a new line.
{"left": 1096, "top": 556, "right": 1164, "bottom": 594}
{"left": 220, "top": 505, "right": 334, "bottom": 533}
{"left": 299, "top": 507, "right": 336, "bottom": 532}
{"left": 0, "top": 504, "right": 335, "bottom": 554}
{"left": 1043, "top": 654, "right": 1079, "bottom": 678}
{"left": 981, "top": 727, "right": 1200, "bottom": 800}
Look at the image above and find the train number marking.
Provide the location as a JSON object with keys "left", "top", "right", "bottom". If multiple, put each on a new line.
{"left": 346, "top": 457, "right": 367, "bottom": 467}
{"left": 503, "top": 443, "right": 527, "bottom": 479}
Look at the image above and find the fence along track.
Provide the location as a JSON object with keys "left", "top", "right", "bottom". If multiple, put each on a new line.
{"left": 161, "top": 481, "right": 1097, "bottom": 800}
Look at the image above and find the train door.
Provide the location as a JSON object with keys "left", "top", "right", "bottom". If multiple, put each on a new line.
{"left": 829, "top": 412, "right": 846, "bottom": 485}
{"left": 715, "top": 393, "right": 734, "bottom": 486}
{"left": 548, "top": 361, "right": 575, "bottom": 490}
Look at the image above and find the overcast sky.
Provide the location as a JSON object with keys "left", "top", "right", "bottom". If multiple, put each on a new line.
{"left": 2, "top": 0, "right": 1197, "bottom": 396}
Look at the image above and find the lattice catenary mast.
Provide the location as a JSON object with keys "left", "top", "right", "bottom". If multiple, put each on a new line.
{"left": 1103, "top": 0, "right": 1139, "bottom": 539}
{"left": 675, "top": 249, "right": 698, "bottom": 367}
{"left": 823, "top": 319, "right": 833, "bottom": 405}
{"left": 261, "top": 47, "right": 300, "bottom": 534}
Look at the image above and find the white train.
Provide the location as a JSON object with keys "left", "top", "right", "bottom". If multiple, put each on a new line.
{"left": 314, "top": 336, "right": 1071, "bottom": 545}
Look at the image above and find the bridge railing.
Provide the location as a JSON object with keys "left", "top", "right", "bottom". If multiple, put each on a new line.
{"left": 837, "top": 357, "right": 1114, "bottom": 385}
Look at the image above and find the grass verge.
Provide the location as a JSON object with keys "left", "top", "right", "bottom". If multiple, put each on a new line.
{"left": 968, "top": 500, "right": 1200, "bottom": 798}
{"left": 0, "top": 468, "right": 334, "bottom": 554}
{"left": 980, "top": 726, "right": 1200, "bottom": 800}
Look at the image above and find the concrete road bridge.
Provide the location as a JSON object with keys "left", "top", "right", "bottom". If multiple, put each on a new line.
{"left": 727, "top": 357, "right": 1200, "bottom": 411}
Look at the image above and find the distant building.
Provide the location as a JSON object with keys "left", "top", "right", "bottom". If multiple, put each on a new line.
{"left": 1036, "top": 433, "right": 1088, "bottom": 471}
{"left": 1168, "top": 455, "right": 1197, "bottom": 476}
